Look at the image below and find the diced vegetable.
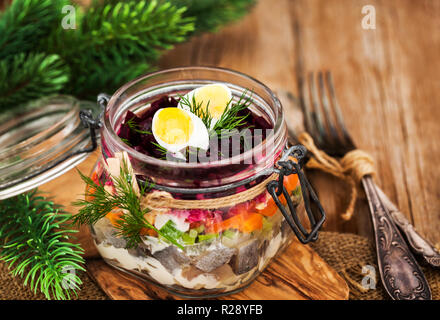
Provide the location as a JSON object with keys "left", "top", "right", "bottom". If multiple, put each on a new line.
{"left": 198, "top": 233, "right": 218, "bottom": 242}
{"left": 91, "top": 171, "right": 99, "bottom": 184}
{"left": 256, "top": 195, "right": 278, "bottom": 217}
{"left": 85, "top": 185, "right": 96, "bottom": 201}
{"left": 159, "top": 220, "right": 183, "bottom": 242}
{"left": 256, "top": 173, "right": 300, "bottom": 217}
{"left": 106, "top": 210, "right": 123, "bottom": 227}
{"left": 155, "top": 213, "right": 189, "bottom": 232}
{"left": 208, "top": 212, "right": 264, "bottom": 234}
{"left": 284, "top": 172, "right": 299, "bottom": 193}
{"left": 182, "top": 229, "right": 198, "bottom": 245}
{"left": 195, "top": 225, "right": 205, "bottom": 234}
{"left": 188, "top": 229, "right": 198, "bottom": 238}
{"left": 222, "top": 229, "right": 239, "bottom": 239}
{"left": 240, "top": 213, "right": 263, "bottom": 233}
{"left": 261, "top": 216, "right": 273, "bottom": 236}
{"left": 140, "top": 214, "right": 157, "bottom": 236}
{"left": 140, "top": 228, "right": 157, "bottom": 237}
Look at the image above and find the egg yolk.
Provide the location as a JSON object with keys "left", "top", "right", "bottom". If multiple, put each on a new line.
{"left": 194, "top": 84, "right": 231, "bottom": 119}
{"left": 153, "top": 108, "right": 194, "bottom": 145}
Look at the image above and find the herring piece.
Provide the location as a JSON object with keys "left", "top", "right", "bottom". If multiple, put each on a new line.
{"left": 193, "top": 245, "right": 236, "bottom": 273}
{"left": 153, "top": 246, "right": 190, "bottom": 273}
{"left": 143, "top": 235, "right": 170, "bottom": 254}
{"left": 260, "top": 239, "right": 269, "bottom": 256}
{"left": 128, "top": 242, "right": 152, "bottom": 258}
{"left": 94, "top": 217, "right": 126, "bottom": 249}
{"left": 181, "top": 265, "right": 205, "bottom": 281}
{"left": 211, "top": 264, "right": 236, "bottom": 285}
{"left": 229, "top": 239, "right": 259, "bottom": 275}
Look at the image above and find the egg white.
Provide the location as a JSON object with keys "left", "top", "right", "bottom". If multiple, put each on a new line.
{"left": 152, "top": 108, "right": 209, "bottom": 155}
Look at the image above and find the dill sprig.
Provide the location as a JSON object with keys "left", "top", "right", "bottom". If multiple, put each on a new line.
{"left": 126, "top": 118, "right": 152, "bottom": 135}
{"left": 213, "top": 90, "right": 253, "bottom": 134}
{"left": 0, "top": 190, "right": 85, "bottom": 300}
{"left": 73, "top": 160, "right": 183, "bottom": 249}
{"left": 151, "top": 141, "right": 169, "bottom": 160}
{"left": 120, "top": 138, "right": 131, "bottom": 146}
{"left": 178, "top": 93, "right": 213, "bottom": 128}
{"left": 178, "top": 89, "right": 254, "bottom": 135}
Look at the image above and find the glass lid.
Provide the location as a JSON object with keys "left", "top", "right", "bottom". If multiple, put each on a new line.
{"left": 0, "top": 95, "right": 99, "bottom": 200}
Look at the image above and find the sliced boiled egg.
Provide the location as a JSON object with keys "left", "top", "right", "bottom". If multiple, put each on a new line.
{"left": 178, "top": 83, "right": 232, "bottom": 127}
{"left": 152, "top": 107, "right": 209, "bottom": 154}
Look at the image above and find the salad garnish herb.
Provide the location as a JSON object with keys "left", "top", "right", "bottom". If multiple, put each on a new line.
{"left": 212, "top": 90, "right": 253, "bottom": 134}
{"left": 73, "top": 160, "right": 183, "bottom": 249}
{"left": 126, "top": 117, "right": 152, "bottom": 135}
{"left": 178, "top": 93, "right": 213, "bottom": 128}
{"left": 151, "top": 141, "right": 169, "bottom": 159}
{"left": 120, "top": 137, "right": 131, "bottom": 146}
{"left": 178, "top": 89, "right": 254, "bottom": 134}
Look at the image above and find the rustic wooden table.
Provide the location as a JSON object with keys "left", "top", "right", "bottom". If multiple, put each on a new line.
{"left": 157, "top": 0, "right": 440, "bottom": 247}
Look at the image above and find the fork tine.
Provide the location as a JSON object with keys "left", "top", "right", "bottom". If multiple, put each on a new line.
{"left": 325, "top": 71, "right": 356, "bottom": 150}
{"left": 308, "top": 72, "right": 327, "bottom": 147}
{"left": 318, "top": 71, "right": 340, "bottom": 148}
{"left": 298, "top": 73, "right": 321, "bottom": 145}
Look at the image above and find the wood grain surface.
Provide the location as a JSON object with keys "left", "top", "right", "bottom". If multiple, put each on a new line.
{"left": 159, "top": 0, "right": 440, "bottom": 247}
{"left": 86, "top": 238, "right": 349, "bottom": 300}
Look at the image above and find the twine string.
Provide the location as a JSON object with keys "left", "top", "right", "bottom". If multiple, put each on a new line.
{"left": 142, "top": 173, "right": 278, "bottom": 210}
{"left": 298, "top": 132, "right": 375, "bottom": 221}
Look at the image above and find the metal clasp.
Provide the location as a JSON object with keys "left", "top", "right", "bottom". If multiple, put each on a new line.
{"left": 267, "top": 145, "right": 326, "bottom": 244}
{"left": 78, "top": 93, "right": 108, "bottom": 153}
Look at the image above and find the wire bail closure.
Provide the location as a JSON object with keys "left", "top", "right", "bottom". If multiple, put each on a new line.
{"left": 76, "top": 93, "right": 108, "bottom": 154}
{"left": 267, "top": 145, "right": 326, "bottom": 244}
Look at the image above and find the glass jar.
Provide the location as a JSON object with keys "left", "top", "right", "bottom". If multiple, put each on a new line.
{"left": 0, "top": 95, "right": 98, "bottom": 200}
{"left": 87, "top": 67, "right": 324, "bottom": 298}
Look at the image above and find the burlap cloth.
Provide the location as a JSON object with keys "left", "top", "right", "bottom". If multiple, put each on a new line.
{"left": 0, "top": 231, "right": 438, "bottom": 300}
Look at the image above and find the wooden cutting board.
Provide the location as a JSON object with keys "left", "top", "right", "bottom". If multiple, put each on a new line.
{"left": 40, "top": 151, "right": 349, "bottom": 300}
{"left": 85, "top": 238, "right": 348, "bottom": 300}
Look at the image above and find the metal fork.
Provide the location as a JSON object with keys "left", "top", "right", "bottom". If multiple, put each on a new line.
{"left": 295, "top": 71, "right": 433, "bottom": 300}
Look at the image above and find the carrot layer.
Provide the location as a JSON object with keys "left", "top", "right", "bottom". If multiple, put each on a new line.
{"left": 257, "top": 173, "right": 299, "bottom": 217}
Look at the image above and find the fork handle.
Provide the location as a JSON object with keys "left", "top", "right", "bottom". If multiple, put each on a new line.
{"left": 375, "top": 185, "right": 440, "bottom": 267}
{"left": 361, "top": 176, "right": 432, "bottom": 300}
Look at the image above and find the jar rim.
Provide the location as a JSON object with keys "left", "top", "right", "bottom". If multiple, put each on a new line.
{"left": 103, "top": 66, "right": 286, "bottom": 171}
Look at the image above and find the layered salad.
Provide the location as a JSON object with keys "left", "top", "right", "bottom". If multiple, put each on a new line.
{"left": 76, "top": 83, "right": 302, "bottom": 296}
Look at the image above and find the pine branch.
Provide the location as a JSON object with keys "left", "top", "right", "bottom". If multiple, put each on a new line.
{"left": 46, "top": 0, "right": 194, "bottom": 98}
{"left": 106, "top": 0, "right": 256, "bottom": 33}
{"left": 65, "top": 55, "right": 152, "bottom": 99}
{"left": 168, "top": 0, "right": 256, "bottom": 33}
{"left": 0, "top": 191, "right": 85, "bottom": 300}
{"left": 0, "top": 0, "right": 255, "bottom": 109}
{"left": 0, "top": 53, "right": 70, "bottom": 112}
{"left": 0, "top": 0, "right": 68, "bottom": 59}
